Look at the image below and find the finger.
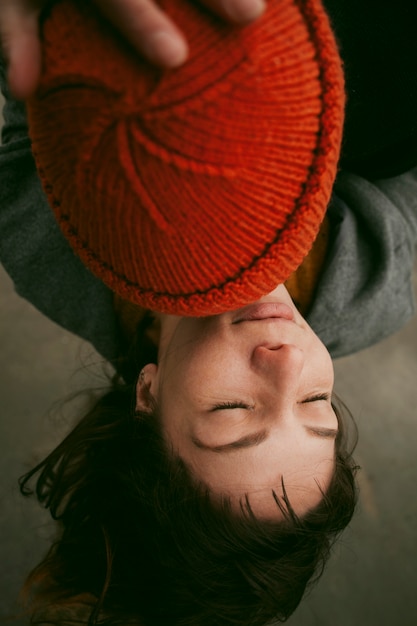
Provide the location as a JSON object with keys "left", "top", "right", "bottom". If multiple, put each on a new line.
{"left": 0, "top": 5, "right": 42, "bottom": 99}
{"left": 95, "top": 0, "right": 189, "bottom": 67}
{"left": 200, "top": 0, "right": 266, "bottom": 23}
{"left": 6, "top": 28, "right": 42, "bottom": 99}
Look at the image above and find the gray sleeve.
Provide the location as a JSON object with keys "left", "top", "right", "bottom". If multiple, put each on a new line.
{"left": 371, "top": 169, "right": 417, "bottom": 239}
{"left": 307, "top": 169, "right": 417, "bottom": 358}
{"left": 0, "top": 59, "right": 121, "bottom": 363}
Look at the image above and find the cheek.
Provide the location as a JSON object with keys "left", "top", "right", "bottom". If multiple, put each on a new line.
{"left": 177, "top": 342, "right": 243, "bottom": 395}
{"left": 158, "top": 337, "right": 226, "bottom": 413}
{"left": 309, "top": 336, "right": 334, "bottom": 383}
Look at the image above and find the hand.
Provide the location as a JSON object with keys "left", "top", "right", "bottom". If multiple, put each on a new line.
{"left": 0, "top": 0, "right": 266, "bottom": 100}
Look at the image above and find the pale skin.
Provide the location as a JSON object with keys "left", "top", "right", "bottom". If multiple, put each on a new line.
{"left": 136, "top": 284, "right": 338, "bottom": 520}
{"left": 0, "top": 0, "right": 266, "bottom": 99}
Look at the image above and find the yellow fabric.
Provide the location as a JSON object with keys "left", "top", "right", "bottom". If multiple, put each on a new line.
{"left": 285, "top": 216, "right": 330, "bottom": 316}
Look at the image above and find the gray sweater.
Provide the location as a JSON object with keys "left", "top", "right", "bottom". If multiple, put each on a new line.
{"left": 0, "top": 61, "right": 120, "bottom": 363}
{"left": 1, "top": 62, "right": 417, "bottom": 360}
{"left": 308, "top": 170, "right": 417, "bottom": 357}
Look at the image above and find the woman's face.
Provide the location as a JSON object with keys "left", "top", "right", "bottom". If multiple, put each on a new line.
{"left": 136, "top": 284, "right": 337, "bottom": 519}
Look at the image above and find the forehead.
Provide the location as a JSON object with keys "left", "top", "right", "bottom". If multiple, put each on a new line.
{"left": 191, "top": 445, "right": 336, "bottom": 520}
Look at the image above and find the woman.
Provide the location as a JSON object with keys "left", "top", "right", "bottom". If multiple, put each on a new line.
{"left": 2, "top": 0, "right": 416, "bottom": 623}
{"left": 18, "top": 282, "right": 357, "bottom": 625}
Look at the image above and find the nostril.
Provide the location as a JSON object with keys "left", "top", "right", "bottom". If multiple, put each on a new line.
{"left": 258, "top": 344, "right": 284, "bottom": 351}
{"left": 251, "top": 345, "right": 284, "bottom": 365}
{"left": 253, "top": 344, "right": 304, "bottom": 361}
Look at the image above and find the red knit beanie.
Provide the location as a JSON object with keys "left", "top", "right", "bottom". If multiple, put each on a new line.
{"left": 27, "top": 0, "right": 344, "bottom": 316}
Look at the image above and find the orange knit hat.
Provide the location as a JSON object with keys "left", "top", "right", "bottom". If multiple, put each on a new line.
{"left": 27, "top": 0, "right": 344, "bottom": 316}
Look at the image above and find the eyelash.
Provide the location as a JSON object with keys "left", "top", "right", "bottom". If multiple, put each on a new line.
{"left": 302, "top": 393, "right": 330, "bottom": 403}
{"left": 212, "top": 402, "right": 252, "bottom": 411}
{"left": 213, "top": 394, "right": 330, "bottom": 411}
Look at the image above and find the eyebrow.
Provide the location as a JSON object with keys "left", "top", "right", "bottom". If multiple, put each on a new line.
{"left": 191, "top": 430, "right": 268, "bottom": 453}
{"left": 191, "top": 425, "right": 338, "bottom": 454}
{"left": 305, "top": 426, "right": 338, "bottom": 439}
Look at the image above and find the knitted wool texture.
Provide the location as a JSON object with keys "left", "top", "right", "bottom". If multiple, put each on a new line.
{"left": 27, "top": 0, "right": 344, "bottom": 316}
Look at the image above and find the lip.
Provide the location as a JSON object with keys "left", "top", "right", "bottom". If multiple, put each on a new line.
{"left": 232, "top": 302, "right": 295, "bottom": 324}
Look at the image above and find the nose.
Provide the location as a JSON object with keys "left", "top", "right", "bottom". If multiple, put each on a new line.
{"left": 251, "top": 344, "right": 305, "bottom": 391}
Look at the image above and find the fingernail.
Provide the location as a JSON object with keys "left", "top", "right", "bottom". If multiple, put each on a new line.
{"left": 144, "top": 31, "right": 188, "bottom": 68}
{"left": 223, "top": 0, "right": 266, "bottom": 22}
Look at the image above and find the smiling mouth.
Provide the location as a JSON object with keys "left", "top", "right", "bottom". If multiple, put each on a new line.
{"left": 233, "top": 303, "right": 295, "bottom": 324}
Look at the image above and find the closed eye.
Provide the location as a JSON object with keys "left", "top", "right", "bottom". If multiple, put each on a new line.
{"left": 211, "top": 395, "right": 330, "bottom": 411}
{"left": 209, "top": 402, "right": 252, "bottom": 412}
{"left": 302, "top": 393, "right": 330, "bottom": 404}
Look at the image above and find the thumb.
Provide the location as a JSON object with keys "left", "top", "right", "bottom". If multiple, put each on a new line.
{"left": 0, "top": 4, "right": 42, "bottom": 99}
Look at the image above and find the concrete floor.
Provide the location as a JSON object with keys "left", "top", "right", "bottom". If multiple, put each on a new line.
{"left": 1, "top": 99, "right": 417, "bottom": 624}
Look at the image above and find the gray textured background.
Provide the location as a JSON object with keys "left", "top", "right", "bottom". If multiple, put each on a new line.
{"left": 1, "top": 94, "right": 416, "bottom": 625}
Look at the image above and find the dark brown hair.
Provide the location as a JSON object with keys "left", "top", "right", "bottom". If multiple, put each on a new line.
{"left": 20, "top": 313, "right": 358, "bottom": 625}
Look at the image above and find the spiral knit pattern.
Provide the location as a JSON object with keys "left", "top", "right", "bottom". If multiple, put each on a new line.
{"left": 27, "top": 0, "right": 344, "bottom": 315}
